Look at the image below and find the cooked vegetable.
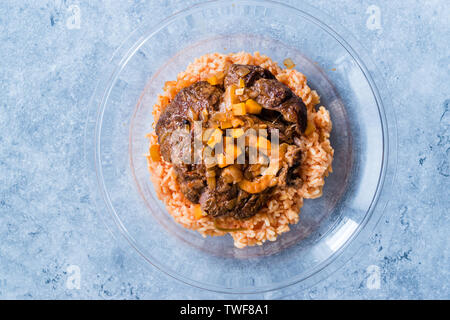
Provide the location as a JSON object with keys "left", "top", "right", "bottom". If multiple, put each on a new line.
{"left": 206, "top": 71, "right": 224, "bottom": 85}
{"left": 210, "top": 111, "right": 228, "bottom": 122}
{"left": 188, "top": 106, "right": 199, "bottom": 121}
{"left": 238, "top": 174, "right": 277, "bottom": 194}
{"left": 220, "top": 121, "right": 233, "bottom": 129}
{"left": 238, "top": 78, "right": 245, "bottom": 88}
{"left": 229, "top": 128, "right": 244, "bottom": 138}
{"left": 206, "top": 169, "right": 216, "bottom": 177}
{"left": 202, "top": 128, "right": 215, "bottom": 142}
{"left": 235, "top": 88, "right": 244, "bottom": 96}
{"left": 149, "top": 144, "right": 161, "bottom": 162}
{"left": 216, "top": 153, "right": 229, "bottom": 168}
{"left": 283, "top": 58, "right": 296, "bottom": 69}
{"left": 222, "top": 165, "right": 243, "bottom": 184}
{"left": 203, "top": 149, "right": 217, "bottom": 168}
{"left": 236, "top": 66, "right": 250, "bottom": 77}
{"left": 232, "top": 103, "right": 247, "bottom": 116}
{"left": 257, "top": 136, "right": 271, "bottom": 152}
{"left": 245, "top": 99, "right": 262, "bottom": 114}
{"left": 231, "top": 117, "right": 245, "bottom": 127}
{"left": 225, "top": 143, "right": 242, "bottom": 160}
{"left": 207, "top": 128, "right": 223, "bottom": 148}
{"left": 304, "top": 118, "right": 316, "bottom": 136}
{"left": 238, "top": 143, "right": 288, "bottom": 193}
{"left": 193, "top": 204, "right": 203, "bottom": 219}
{"left": 201, "top": 108, "right": 209, "bottom": 121}
{"left": 213, "top": 220, "right": 247, "bottom": 232}
{"left": 207, "top": 176, "right": 216, "bottom": 189}
{"left": 224, "top": 84, "right": 239, "bottom": 109}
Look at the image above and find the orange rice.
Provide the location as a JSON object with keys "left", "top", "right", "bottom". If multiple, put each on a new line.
{"left": 146, "top": 52, "right": 334, "bottom": 248}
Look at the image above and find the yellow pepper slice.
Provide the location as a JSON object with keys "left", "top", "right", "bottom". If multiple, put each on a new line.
{"left": 206, "top": 71, "right": 224, "bottom": 86}
{"left": 229, "top": 128, "right": 244, "bottom": 138}
{"left": 231, "top": 117, "right": 244, "bottom": 127}
{"left": 304, "top": 119, "right": 316, "bottom": 136}
{"left": 207, "top": 128, "right": 223, "bottom": 148}
{"left": 149, "top": 144, "right": 161, "bottom": 162}
{"left": 256, "top": 136, "right": 271, "bottom": 154}
{"left": 238, "top": 175, "right": 277, "bottom": 194}
{"left": 213, "top": 220, "right": 247, "bottom": 232}
{"left": 224, "top": 84, "right": 239, "bottom": 109}
{"left": 245, "top": 99, "right": 262, "bottom": 114}
{"left": 220, "top": 121, "right": 233, "bottom": 129}
{"left": 283, "top": 58, "right": 296, "bottom": 69}
{"left": 232, "top": 103, "right": 246, "bottom": 116}
{"left": 193, "top": 205, "right": 203, "bottom": 219}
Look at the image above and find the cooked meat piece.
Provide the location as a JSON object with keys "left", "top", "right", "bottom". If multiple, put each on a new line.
{"left": 233, "top": 190, "right": 270, "bottom": 219}
{"left": 239, "top": 114, "right": 297, "bottom": 144}
{"left": 156, "top": 81, "right": 222, "bottom": 202}
{"left": 253, "top": 79, "right": 307, "bottom": 133}
{"left": 199, "top": 181, "right": 269, "bottom": 219}
{"left": 199, "top": 180, "right": 239, "bottom": 218}
{"left": 223, "top": 64, "right": 275, "bottom": 88}
{"left": 174, "top": 164, "right": 206, "bottom": 203}
{"left": 155, "top": 81, "right": 222, "bottom": 162}
{"left": 155, "top": 64, "right": 308, "bottom": 219}
{"left": 277, "top": 145, "right": 303, "bottom": 187}
{"left": 253, "top": 78, "right": 292, "bottom": 107}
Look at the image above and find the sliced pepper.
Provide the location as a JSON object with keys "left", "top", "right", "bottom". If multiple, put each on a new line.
{"left": 220, "top": 121, "right": 233, "bottom": 129}
{"left": 232, "top": 103, "right": 246, "bottom": 116}
{"left": 193, "top": 205, "right": 203, "bottom": 220}
{"left": 283, "top": 58, "right": 296, "bottom": 69}
{"left": 206, "top": 71, "right": 224, "bottom": 86}
{"left": 214, "top": 220, "right": 247, "bottom": 232}
{"left": 245, "top": 99, "right": 262, "bottom": 114}
{"left": 304, "top": 119, "right": 316, "bottom": 136}
{"left": 229, "top": 128, "right": 244, "bottom": 138}
{"left": 149, "top": 144, "right": 161, "bottom": 162}
{"left": 224, "top": 84, "right": 239, "bottom": 109}
{"left": 207, "top": 128, "right": 223, "bottom": 148}
{"left": 238, "top": 175, "right": 277, "bottom": 194}
{"left": 216, "top": 154, "right": 229, "bottom": 168}
{"left": 231, "top": 117, "right": 245, "bottom": 127}
{"left": 257, "top": 136, "right": 271, "bottom": 153}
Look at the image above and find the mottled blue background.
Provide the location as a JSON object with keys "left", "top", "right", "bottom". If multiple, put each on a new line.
{"left": 0, "top": 0, "right": 448, "bottom": 299}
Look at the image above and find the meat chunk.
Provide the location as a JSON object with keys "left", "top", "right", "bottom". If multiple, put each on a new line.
{"left": 253, "top": 79, "right": 307, "bottom": 133}
{"left": 223, "top": 64, "right": 275, "bottom": 88}
{"left": 155, "top": 81, "right": 222, "bottom": 162}
{"left": 174, "top": 164, "right": 206, "bottom": 203}
{"left": 199, "top": 181, "right": 269, "bottom": 219}
{"left": 155, "top": 65, "right": 309, "bottom": 220}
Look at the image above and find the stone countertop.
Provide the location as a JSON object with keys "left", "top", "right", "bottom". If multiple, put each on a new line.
{"left": 0, "top": 0, "right": 448, "bottom": 299}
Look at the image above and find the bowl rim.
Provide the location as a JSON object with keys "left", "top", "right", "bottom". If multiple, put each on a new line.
{"left": 84, "top": 0, "right": 398, "bottom": 295}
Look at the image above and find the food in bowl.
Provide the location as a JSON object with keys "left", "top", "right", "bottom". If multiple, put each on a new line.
{"left": 146, "top": 52, "right": 333, "bottom": 248}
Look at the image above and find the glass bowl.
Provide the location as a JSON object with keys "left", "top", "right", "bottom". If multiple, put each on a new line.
{"left": 84, "top": 0, "right": 397, "bottom": 295}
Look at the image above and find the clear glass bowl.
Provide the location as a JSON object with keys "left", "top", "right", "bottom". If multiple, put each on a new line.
{"left": 84, "top": 0, "right": 397, "bottom": 295}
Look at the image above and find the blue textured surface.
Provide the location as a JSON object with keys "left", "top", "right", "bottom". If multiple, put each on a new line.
{"left": 0, "top": 0, "right": 449, "bottom": 299}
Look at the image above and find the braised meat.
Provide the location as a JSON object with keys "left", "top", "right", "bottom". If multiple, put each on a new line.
{"left": 155, "top": 81, "right": 223, "bottom": 162}
{"left": 253, "top": 79, "right": 307, "bottom": 133}
{"left": 223, "top": 64, "right": 275, "bottom": 88}
{"left": 155, "top": 64, "right": 308, "bottom": 219}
